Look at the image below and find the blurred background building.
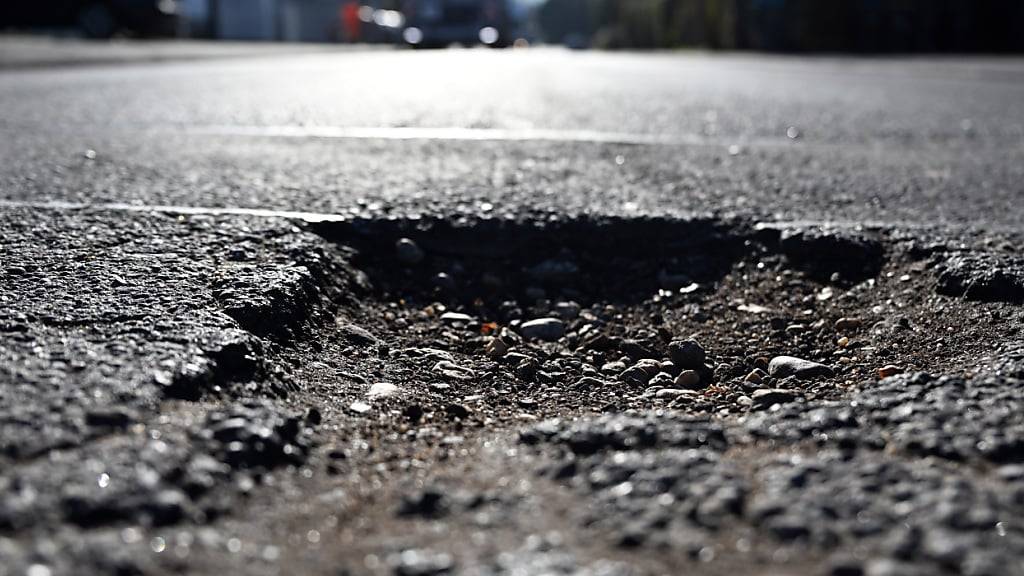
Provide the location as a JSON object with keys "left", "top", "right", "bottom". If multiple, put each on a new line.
{"left": 539, "top": 0, "right": 1024, "bottom": 52}
{"left": 2, "top": 0, "right": 1023, "bottom": 52}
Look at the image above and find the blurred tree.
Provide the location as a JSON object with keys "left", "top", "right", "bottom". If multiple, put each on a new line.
{"left": 536, "top": 0, "right": 1024, "bottom": 52}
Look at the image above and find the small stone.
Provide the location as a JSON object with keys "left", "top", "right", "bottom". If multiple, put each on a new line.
{"left": 305, "top": 407, "right": 322, "bottom": 424}
{"left": 768, "top": 356, "right": 834, "bottom": 380}
{"left": 518, "top": 397, "right": 537, "bottom": 408}
{"left": 744, "top": 369, "right": 766, "bottom": 384}
{"left": 751, "top": 388, "right": 799, "bottom": 408}
{"left": 338, "top": 323, "right": 378, "bottom": 346}
{"left": 553, "top": 301, "right": 581, "bottom": 320}
{"left": 674, "top": 369, "right": 702, "bottom": 389}
{"left": 619, "top": 359, "right": 662, "bottom": 385}
{"left": 445, "top": 404, "right": 471, "bottom": 420}
{"left": 834, "top": 317, "right": 862, "bottom": 331}
{"left": 85, "top": 408, "right": 135, "bottom": 428}
{"left": 439, "top": 312, "right": 473, "bottom": 324}
{"left": 619, "top": 339, "right": 657, "bottom": 360}
{"left": 405, "top": 347, "right": 455, "bottom": 362}
{"left": 648, "top": 372, "right": 675, "bottom": 387}
{"left": 503, "top": 352, "right": 531, "bottom": 365}
{"left": 601, "top": 361, "right": 626, "bottom": 373}
{"left": 519, "top": 318, "right": 566, "bottom": 341}
{"left": 668, "top": 339, "right": 706, "bottom": 369}
{"left": 392, "top": 548, "right": 454, "bottom": 576}
{"left": 878, "top": 365, "right": 903, "bottom": 379}
{"left": 433, "top": 361, "right": 476, "bottom": 381}
{"left": 484, "top": 338, "right": 509, "bottom": 359}
{"left": 658, "top": 360, "right": 680, "bottom": 376}
{"left": 767, "top": 516, "right": 810, "bottom": 541}
{"left": 738, "top": 303, "right": 774, "bottom": 314}
{"left": 575, "top": 376, "right": 607, "bottom": 388}
{"left": 395, "top": 238, "right": 425, "bottom": 265}
{"left": 997, "top": 464, "right": 1024, "bottom": 481}
{"left": 432, "top": 272, "right": 456, "bottom": 291}
{"left": 655, "top": 388, "right": 699, "bottom": 400}
{"left": 515, "top": 358, "right": 539, "bottom": 380}
{"left": 837, "top": 336, "right": 850, "bottom": 347}
{"left": 349, "top": 401, "right": 372, "bottom": 414}
{"left": 368, "top": 382, "right": 399, "bottom": 399}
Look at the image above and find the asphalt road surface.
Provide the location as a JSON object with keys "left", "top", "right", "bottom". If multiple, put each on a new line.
{"left": 2, "top": 40, "right": 1024, "bottom": 576}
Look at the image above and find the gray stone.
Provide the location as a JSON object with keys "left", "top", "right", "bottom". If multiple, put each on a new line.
{"left": 655, "top": 388, "right": 699, "bottom": 400}
{"left": 768, "top": 356, "right": 835, "bottom": 379}
{"left": 674, "top": 370, "right": 702, "bottom": 390}
{"left": 618, "top": 359, "right": 662, "bottom": 386}
{"left": 439, "top": 312, "right": 474, "bottom": 324}
{"left": 751, "top": 388, "right": 799, "bottom": 408}
{"left": 553, "top": 301, "right": 581, "bottom": 320}
{"left": 368, "top": 382, "right": 400, "bottom": 399}
{"left": 338, "top": 323, "right": 378, "bottom": 346}
{"left": 575, "top": 376, "right": 608, "bottom": 388}
{"left": 519, "top": 318, "right": 566, "bottom": 341}
{"left": 485, "top": 338, "right": 509, "bottom": 359}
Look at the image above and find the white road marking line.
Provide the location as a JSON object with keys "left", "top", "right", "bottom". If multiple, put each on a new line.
{"left": 185, "top": 124, "right": 801, "bottom": 149}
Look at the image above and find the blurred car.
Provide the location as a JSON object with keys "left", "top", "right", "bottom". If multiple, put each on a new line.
{"left": 0, "top": 0, "right": 180, "bottom": 38}
{"left": 355, "top": 4, "right": 405, "bottom": 44}
{"left": 400, "top": 0, "right": 513, "bottom": 48}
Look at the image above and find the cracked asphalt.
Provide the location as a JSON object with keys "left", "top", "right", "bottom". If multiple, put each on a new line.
{"left": 2, "top": 40, "right": 1024, "bottom": 576}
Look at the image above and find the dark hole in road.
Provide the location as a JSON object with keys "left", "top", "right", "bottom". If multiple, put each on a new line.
{"left": 311, "top": 215, "right": 887, "bottom": 313}
{"left": 312, "top": 215, "right": 751, "bottom": 312}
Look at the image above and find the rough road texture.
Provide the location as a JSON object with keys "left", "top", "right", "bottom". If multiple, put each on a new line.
{"left": 2, "top": 43, "right": 1024, "bottom": 576}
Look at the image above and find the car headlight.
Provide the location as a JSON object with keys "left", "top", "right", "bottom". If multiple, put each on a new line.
{"left": 156, "top": 0, "right": 178, "bottom": 15}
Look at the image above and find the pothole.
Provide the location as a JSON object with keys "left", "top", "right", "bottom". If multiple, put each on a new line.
{"left": 312, "top": 215, "right": 750, "bottom": 307}
{"left": 300, "top": 215, "right": 1016, "bottom": 424}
